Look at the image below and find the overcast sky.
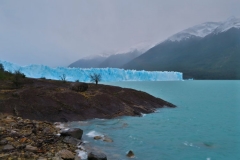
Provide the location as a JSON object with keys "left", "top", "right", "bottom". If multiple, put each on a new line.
{"left": 0, "top": 0, "right": 240, "bottom": 67}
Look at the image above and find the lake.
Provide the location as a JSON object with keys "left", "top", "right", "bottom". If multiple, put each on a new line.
{"left": 68, "top": 80, "right": 240, "bottom": 160}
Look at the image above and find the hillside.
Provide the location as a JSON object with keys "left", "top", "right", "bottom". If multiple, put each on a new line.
{"left": 0, "top": 76, "right": 176, "bottom": 122}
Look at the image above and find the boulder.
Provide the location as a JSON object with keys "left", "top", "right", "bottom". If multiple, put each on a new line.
{"left": 126, "top": 150, "right": 134, "bottom": 158}
{"left": 63, "top": 136, "right": 82, "bottom": 145}
{"left": 61, "top": 128, "right": 83, "bottom": 139}
{"left": 0, "top": 139, "right": 8, "bottom": 145}
{"left": 93, "top": 136, "right": 102, "bottom": 140}
{"left": 70, "top": 82, "right": 88, "bottom": 92}
{"left": 88, "top": 151, "right": 107, "bottom": 160}
{"left": 25, "top": 145, "right": 38, "bottom": 152}
{"left": 2, "top": 144, "right": 15, "bottom": 152}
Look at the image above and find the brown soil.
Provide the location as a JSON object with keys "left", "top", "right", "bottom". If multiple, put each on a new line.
{"left": 0, "top": 78, "right": 176, "bottom": 122}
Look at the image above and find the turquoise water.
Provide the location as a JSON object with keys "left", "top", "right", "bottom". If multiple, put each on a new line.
{"left": 68, "top": 80, "right": 240, "bottom": 160}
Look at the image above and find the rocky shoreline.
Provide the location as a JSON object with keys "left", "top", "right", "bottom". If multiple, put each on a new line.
{"left": 0, "top": 114, "right": 110, "bottom": 160}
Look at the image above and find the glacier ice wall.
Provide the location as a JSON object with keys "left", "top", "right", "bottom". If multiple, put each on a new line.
{"left": 0, "top": 60, "right": 183, "bottom": 82}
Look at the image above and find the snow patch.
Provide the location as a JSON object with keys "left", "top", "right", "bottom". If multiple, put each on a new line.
{"left": 167, "top": 17, "right": 240, "bottom": 42}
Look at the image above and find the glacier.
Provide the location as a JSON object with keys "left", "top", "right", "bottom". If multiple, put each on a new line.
{"left": 0, "top": 60, "right": 182, "bottom": 82}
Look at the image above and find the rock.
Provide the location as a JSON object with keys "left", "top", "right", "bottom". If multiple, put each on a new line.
{"left": 25, "top": 145, "right": 38, "bottom": 152}
{"left": 93, "top": 136, "right": 102, "bottom": 140}
{"left": 2, "top": 144, "right": 15, "bottom": 152}
{"left": 10, "top": 130, "right": 20, "bottom": 137}
{"left": 61, "top": 128, "right": 83, "bottom": 139}
{"left": 57, "top": 149, "right": 75, "bottom": 160}
{"left": 103, "top": 136, "right": 113, "bottom": 143}
{"left": 52, "top": 157, "right": 63, "bottom": 160}
{"left": 0, "top": 139, "right": 8, "bottom": 145}
{"left": 38, "top": 157, "right": 48, "bottom": 160}
{"left": 75, "top": 155, "right": 81, "bottom": 160}
{"left": 0, "top": 153, "right": 9, "bottom": 159}
{"left": 19, "top": 137, "right": 27, "bottom": 143}
{"left": 43, "top": 127, "right": 51, "bottom": 134}
{"left": 5, "top": 137, "right": 14, "bottom": 142}
{"left": 17, "top": 144, "right": 26, "bottom": 150}
{"left": 0, "top": 126, "right": 5, "bottom": 131}
{"left": 88, "top": 151, "right": 107, "bottom": 160}
{"left": 126, "top": 150, "right": 134, "bottom": 158}
{"left": 63, "top": 136, "right": 82, "bottom": 146}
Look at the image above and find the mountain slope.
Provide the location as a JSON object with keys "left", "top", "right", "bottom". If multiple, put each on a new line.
{"left": 68, "top": 55, "right": 107, "bottom": 68}
{"left": 168, "top": 22, "right": 221, "bottom": 41}
{"left": 123, "top": 28, "right": 240, "bottom": 79}
{"left": 98, "top": 49, "right": 142, "bottom": 68}
{"left": 68, "top": 42, "right": 153, "bottom": 68}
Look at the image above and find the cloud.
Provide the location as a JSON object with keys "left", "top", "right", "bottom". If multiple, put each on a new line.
{"left": 0, "top": 0, "right": 240, "bottom": 66}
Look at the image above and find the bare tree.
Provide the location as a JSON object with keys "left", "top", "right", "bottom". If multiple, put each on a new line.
{"left": 89, "top": 73, "right": 101, "bottom": 85}
{"left": 59, "top": 74, "right": 67, "bottom": 83}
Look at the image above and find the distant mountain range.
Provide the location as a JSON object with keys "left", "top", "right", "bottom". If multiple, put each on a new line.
{"left": 69, "top": 17, "right": 240, "bottom": 79}
{"left": 68, "top": 44, "right": 152, "bottom": 68}
{"left": 68, "top": 54, "right": 108, "bottom": 68}
{"left": 123, "top": 17, "right": 240, "bottom": 79}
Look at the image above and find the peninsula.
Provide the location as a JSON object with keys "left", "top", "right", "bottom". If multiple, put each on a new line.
{"left": 0, "top": 77, "right": 176, "bottom": 122}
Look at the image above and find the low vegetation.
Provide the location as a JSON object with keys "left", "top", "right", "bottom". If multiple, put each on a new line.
{"left": 12, "top": 70, "right": 26, "bottom": 88}
{"left": 0, "top": 63, "right": 26, "bottom": 88}
{"left": 70, "top": 82, "right": 88, "bottom": 92}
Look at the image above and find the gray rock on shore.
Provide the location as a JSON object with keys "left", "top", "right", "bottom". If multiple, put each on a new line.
{"left": 61, "top": 128, "right": 83, "bottom": 139}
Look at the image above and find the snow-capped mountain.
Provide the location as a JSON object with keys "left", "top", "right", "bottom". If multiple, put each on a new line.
{"left": 123, "top": 17, "right": 240, "bottom": 79}
{"left": 213, "top": 16, "right": 240, "bottom": 34}
{"left": 167, "top": 17, "right": 240, "bottom": 42}
{"left": 168, "top": 22, "right": 221, "bottom": 41}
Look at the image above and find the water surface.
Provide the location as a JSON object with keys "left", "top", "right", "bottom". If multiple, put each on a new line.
{"left": 68, "top": 80, "right": 240, "bottom": 160}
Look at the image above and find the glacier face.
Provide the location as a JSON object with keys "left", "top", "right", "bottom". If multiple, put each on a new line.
{"left": 0, "top": 60, "right": 183, "bottom": 82}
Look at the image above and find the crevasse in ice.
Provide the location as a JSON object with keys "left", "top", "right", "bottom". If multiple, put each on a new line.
{"left": 0, "top": 60, "right": 182, "bottom": 82}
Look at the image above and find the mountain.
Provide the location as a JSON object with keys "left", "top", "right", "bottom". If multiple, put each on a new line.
{"left": 123, "top": 17, "right": 240, "bottom": 80}
{"left": 68, "top": 55, "right": 108, "bottom": 68}
{"left": 98, "top": 49, "right": 143, "bottom": 68}
{"left": 68, "top": 42, "right": 153, "bottom": 68}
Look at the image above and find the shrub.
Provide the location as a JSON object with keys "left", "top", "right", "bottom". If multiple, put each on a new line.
{"left": 12, "top": 70, "right": 25, "bottom": 87}
{"left": 70, "top": 82, "right": 88, "bottom": 92}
